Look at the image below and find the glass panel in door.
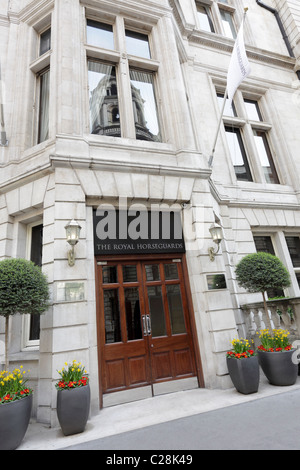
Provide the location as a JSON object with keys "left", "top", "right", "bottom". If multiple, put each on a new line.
{"left": 166, "top": 284, "right": 186, "bottom": 334}
{"left": 146, "top": 285, "right": 166, "bottom": 337}
{"left": 124, "top": 287, "right": 142, "bottom": 341}
{"left": 103, "top": 289, "right": 121, "bottom": 343}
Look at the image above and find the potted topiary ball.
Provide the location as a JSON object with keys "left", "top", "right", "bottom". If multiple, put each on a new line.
{"left": 0, "top": 258, "right": 50, "bottom": 370}
{"left": 0, "top": 258, "right": 50, "bottom": 449}
{"left": 235, "top": 252, "right": 297, "bottom": 386}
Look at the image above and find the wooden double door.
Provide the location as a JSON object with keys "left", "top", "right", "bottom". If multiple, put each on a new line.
{"left": 96, "top": 255, "right": 198, "bottom": 398}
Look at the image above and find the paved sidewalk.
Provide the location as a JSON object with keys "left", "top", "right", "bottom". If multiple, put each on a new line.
{"left": 18, "top": 375, "right": 300, "bottom": 451}
{"left": 63, "top": 388, "right": 300, "bottom": 450}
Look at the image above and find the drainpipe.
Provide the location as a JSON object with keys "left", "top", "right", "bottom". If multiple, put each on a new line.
{"left": 256, "top": 0, "right": 300, "bottom": 80}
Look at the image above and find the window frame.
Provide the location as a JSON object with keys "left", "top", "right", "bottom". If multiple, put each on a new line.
{"left": 224, "top": 125, "right": 252, "bottom": 182}
{"left": 216, "top": 88, "right": 281, "bottom": 185}
{"left": 37, "top": 66, "right": 50, "bottom": 144}
{"left": 285, "top": 235, "right": 300, "bottom": 285}
{"left": 39, "top": 27, "right": 51, "bottom": 57}
{"left": 194, "top": 1, "right": 237, "bottom": 38}
{"left": 30, "top": 24, "right": 52, "bottom": 146}
{"left": 196, "top": 3, "right": 215, "bottom": 33}
{"left": 219, "top": 8, "right": 236, "bottom": 39}
{"left": 85, "top": 16, "right": 163, "bottom": 142}
{"left": 22, "top": 220, "right": 43, "bottom": 350}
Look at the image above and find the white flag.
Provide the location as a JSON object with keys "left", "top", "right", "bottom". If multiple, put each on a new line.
{"left": 227, "top": 20, "right": 251, "bottom": 105}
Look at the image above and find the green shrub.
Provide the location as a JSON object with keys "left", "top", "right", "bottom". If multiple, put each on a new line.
{"left": 235, "top": 252, "right": 290, "bottom": 330}
{"left": 236, "top": 252, "right": 290, "bottom": 294}
{"left": 0, "top": 258, "right": 50, "bottom": 368}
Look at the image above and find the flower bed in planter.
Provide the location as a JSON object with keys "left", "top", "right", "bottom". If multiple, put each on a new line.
{"left": 55, "top": 360, "right": 90, "bottom": 436}
{"left": 257, "top": 329, "right": 298, "bottom": 386}
{"left": 226, "top": 338, "right": 259, "bottom": 394}
{"left": 0, "top": 366, "right": 33, "bottom": 450}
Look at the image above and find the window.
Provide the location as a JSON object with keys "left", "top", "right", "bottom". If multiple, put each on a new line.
{"left": 220, "top": 9, "right": 236, "bottom": 39}
{"left": 225, "top": 127, "right": 252, "bottom": 181}
{"left": 253, "top": 235, "right": 284, "bottom": 298}
{"left": 23, "top": 222, "right": 43, "bottom": 347}
{"left": 86, "top": 18, "right": 162, "bottom": 142}
{"left": 87, "top": 20, "right": 114, "bottom": 50}
{"left": 129, "top": 69, "right": 161, "bottom": 141}
{"left": 285, "top": 236, "right": 300, "bottom": 288}
{"left": 39, "top": 28, "right": 51, "bottom": 56}
{"left": 244, "top": 98, "right": 279, "bottom": 184}
{"left": 216, "top": 90, "right": 280, "bottom": 184}
{"left": 217, "top": 92, "right": 236, "bottom": 117}
{"left": 195, "top": 1, "right": 236, "bottom": 38}
{"left": 196, "top": 4, "right": 215, "bottom": 32}
{"left": 88, "top": 62, "right": 121, "bottom": 137}
{"left": 244, "top": 99, "right": 262, "bottom": 121}
{"left": 125, "top": 30, "right": 151, "bottom": 58}
{"left": 253, "top": 130, "right": 279, "bottom": 184}
{"left": 37, "top": 68, "right": 50, "bottom": 143}
{"left": 31, "top": 26, "right": 51, "bottom": 145}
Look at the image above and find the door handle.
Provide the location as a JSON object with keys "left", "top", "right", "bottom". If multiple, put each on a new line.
{"left": 142, "top": 315, "right": 147, "bottom": 336}
{"left": 146, "top": 314, "right": 151, "bottom": 335}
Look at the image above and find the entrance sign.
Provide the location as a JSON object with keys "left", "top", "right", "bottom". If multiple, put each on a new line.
{"left": 93, "top": 207, "right": 185, "bottom": 255}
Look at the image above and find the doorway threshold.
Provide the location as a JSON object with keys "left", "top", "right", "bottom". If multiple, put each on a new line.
{"left": 102, "top": 377, "right": 198, "bottom": 407}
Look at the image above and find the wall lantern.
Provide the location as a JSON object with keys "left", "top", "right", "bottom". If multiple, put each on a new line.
{"left": 65, "top": 219, "right": 81, "bottom": 266}
{"left": 208, "top": 223, "right": 223, "bottom": 261}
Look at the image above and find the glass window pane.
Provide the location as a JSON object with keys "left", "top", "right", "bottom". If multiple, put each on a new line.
{"left": 196, "top": 6, "right": 214, "bottom": 32}
{"left": 38, "top": 69, "right": 50, "bottom": 144}
{"left": 102, "top": 266, "right": 118, "bottom": 283}
{"left": 122, "top": 265, "right": 137, "bottom": 283}
{"left": 166, "top": 285, "right": 186, "bottom": 334}
{"left": 88, "top": 61, "right": 121, "bottom": 137}
{"left": 129, "top": 69, "right": 162, "bottom": 142}
{"left": 217, "top": 93, "right": 236, "bottom": 117}
{"left": 253, "top": 130, "right": 279, "bottom": 184}
{"left": 87, "top": 20, "right": 114, "bottom": 50}
{"left": 29, "top": 223, "right": 43, "bottom": 341}
{"left": 253, "top": 236, "right": 275, "bottom": 255}
{"left": 220, "top": 10, "right": 236, "bottom": 39}
{"left": 124, "top": 287, "right": 142, "bottom": 341}
{"left": 125, "top": 30, "right": 151, "bottom": 58}
{"left": 40, "top": 28, "right": 51, "bottom": 56}
{"left": 145, "top": 264, "right": 160, "bottom": 281}
{"left": 286, "top": 237, "right": 300, "bottom": 268}
{"left": 295, "top": 273, "right": 300, "bottom": 289}
{"left": 164, "top": 264, "right": 178, "bottom": 280}
{"left": 147, "top": 286, "right": 166, "bottom": 337}
{"left": 104, "top": 289, "right": 121, "bottom": 343}
{"left": 29, "top": 315, "right": 40, "bottom": 341}
{"left": 244, "top": 99, "right": 262, "bottom": 121}
{"left": 225, "top": 127, "right": 252, "bottom": 181}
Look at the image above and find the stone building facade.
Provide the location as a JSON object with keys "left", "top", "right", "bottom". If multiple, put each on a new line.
{"left": 1, "top": 0, "right": 300, "bottom": 426}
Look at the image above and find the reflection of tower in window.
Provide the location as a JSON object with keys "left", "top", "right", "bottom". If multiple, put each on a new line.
{"left": 91, "top": 73, "right": 156, "bottom": 141}
{"left": 91, "top": 75, "right": 121, "bottom": 137}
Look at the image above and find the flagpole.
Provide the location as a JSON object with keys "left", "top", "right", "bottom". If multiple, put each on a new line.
{"left": 208, "top": 86, "right": 228, "bottom": 168}
{"left": 0, "top": 61, "right": 8, "bottom": 147}
{"left": 208, "top": 8, "right": 249, "bottom": 168}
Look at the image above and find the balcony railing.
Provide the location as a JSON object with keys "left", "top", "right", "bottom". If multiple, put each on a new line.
{"left": 241, "top": 297, "right": 300, "bottom": 346}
